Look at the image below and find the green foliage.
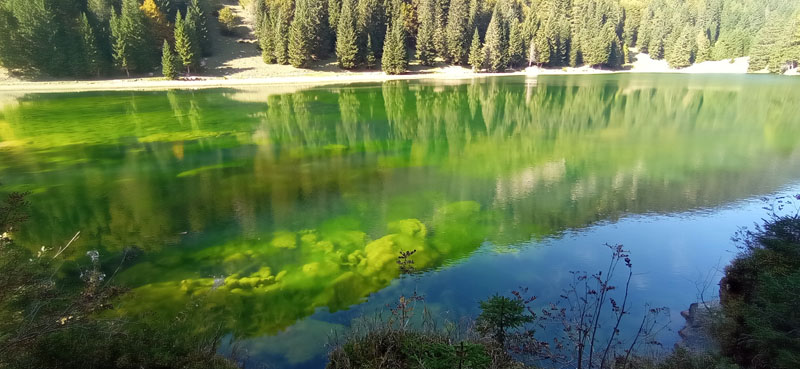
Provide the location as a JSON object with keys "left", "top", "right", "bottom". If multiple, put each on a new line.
{"left": 0, "top": 190, "right": 238, "bottom": 369}
{"left": 482, "top": 6, "right": 508, "bottom": 72}
{"left": 161, "top": 40, "right": 179, "bottom": 79}
{"left": 718, "top": 198, "right": 800, "bottom": 368}
{"left": 365, "top": 34, "right": 377, "bottom": 69}
{"left": 188, "top": 0, "right": 211, "bottom": 56}
{"left": 336, "top": 0, "right": 360, "bottom": 68}
{"left": 446, "top": 0, "right": 471, "bottom": 64}
{"left": 78, "top": 13, "right": 103, "bottom": 77}
{"left": 469, "top": 27, "right": 484, "bottom": 71}
{"left": 289, "top": 0, "right": 314, "bottom": 67}
{"left": 258, "top": 7, "right": 277, "bottom": 64}
{"left": 111, "top": 0, "right": 158, "bottom": 77}
{"left": 218, "top": 7, "right": 237, "bottom": 35}
{"left": 507, "top": 18, "right": 524, "bottom": 68}
{"left": 174, "top": 11, "right": 198, "bottom": 73}
{"left": 666, "top": 27, "right": 694, "bottom": 68}
{"left": 416, "top": 0, "right": 437, "bottom": 65}
{"left": 273, "top": 1, "right": 292, "bottom": 64}
{"left": 477, "top": 294, "right": 533, "bottom": 347}
{"left": 382, "top": 4, "right": 408, "bottom": 74}
{"left": 358, "top": 0, "right": 387, "bottom": 61}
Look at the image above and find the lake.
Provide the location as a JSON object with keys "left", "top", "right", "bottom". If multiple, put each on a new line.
{"left": 1, "top": 74, "right": 799, "bottom": 368}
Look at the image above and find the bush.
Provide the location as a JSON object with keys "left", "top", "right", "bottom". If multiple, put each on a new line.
{"left": 717, "top": 195, "right": 800, "bottom": 369}
{"left": 218, "top": 7, "right": 238, "bottom": 36}
{"left": 0, "top": 190, "right": 239, "bottom": 369}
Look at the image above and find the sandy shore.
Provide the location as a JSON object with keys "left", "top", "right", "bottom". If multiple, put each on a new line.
{"left": 0, "top": 53, "right": 789, "bottom": 94}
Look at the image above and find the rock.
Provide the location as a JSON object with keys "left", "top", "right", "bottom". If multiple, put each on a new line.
{"left": 676, "top": 301, "right": 721, "bottom": 354}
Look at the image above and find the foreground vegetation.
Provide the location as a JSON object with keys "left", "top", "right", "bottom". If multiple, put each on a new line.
{"left": 0, "top": 190, "right": 239, "bottom": 369}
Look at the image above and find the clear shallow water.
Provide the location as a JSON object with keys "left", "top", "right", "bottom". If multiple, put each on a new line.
{"left": 1, "top": 74, "right": 800, "bottom": 367}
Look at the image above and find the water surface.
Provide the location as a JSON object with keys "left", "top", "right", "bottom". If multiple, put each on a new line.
{"left": 1, "top": 74, "right": 800, "bottom": 367}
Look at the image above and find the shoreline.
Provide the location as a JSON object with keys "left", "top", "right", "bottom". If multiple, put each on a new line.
{"left": 0, "top": 56, "right": 792, "bottom": 94}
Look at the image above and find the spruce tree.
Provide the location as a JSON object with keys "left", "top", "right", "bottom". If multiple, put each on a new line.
{"left": 188, "top": 0, "right": 211, "bottom": 56}
{"left": 382, "top": 5, "right": 407, "bottom": 74}
{"left": 259, "top": 15, "right": 277, "bottom": 64}
{"left": 445, "top": 0, "right": 470, "bottom": 64}
{"left": 416, "top": 0, "right": 437, "bottom": 66}
{"left": 469, "top": 27, "right": 483, "bottom": 71}
{"left": 366, "top": 34, "right": 377, "bottom": 69}
{"left": 483, "top": 6, "right": 508, "bottom": 72}
{"left": 174, "top": 11, "right": 197, "bottom": 73}
{"left": 308, "top": 0, "right": 332, "bottom": 58}
{"left": 358, "top": 0, "right": 386, "bottom": 61}
{"left": 433, "top": 0, "right": 448, "bottom": 58}
{"left": 695, "top": 30, "right": 711, "bottom": 63}
{"left": 111, "top": 0, "right": 156, "bottom": 76}
{"left": 273, "top": 2, "right": 292, "bottom": 64}
{"left": 79, "top": 13, "right": 103, "bottom": 77}
{"left": 507, "top": 18, "right": 524, "bottom": 68}
{"left": 289, "top": 0, "right": 313, "bottom": 67}
{"left": 162, "top": 39, "right": 179, "bottom": 79}
{"left": 336, "top": 0, "right": 360, "bottom": 68}
{"left": 665, "top": 27, "right": 693, "bottom": 68}
{"left": 329, "top": 0, "right": 341, "bottom": 33}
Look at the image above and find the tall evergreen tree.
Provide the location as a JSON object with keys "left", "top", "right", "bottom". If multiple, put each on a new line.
{"left": 416, "top": 0, "right": 437, "bottom": 65}
{"left": 382, "top": 4, "right": 408, "bottom": 74}
{"left": 483, "top": 5, "right": 508, "bottom": 72}
{"left": 433, "top": 0, "right": 448, "bottom": 58}
{"left": 507, "top": 18, "right": 524, "bottom": 67}
{"left": 665, "top": 26, "right": 693, "bottom": 68}
{"left": 273, "top": 1, "right": 292, "bottom": 64}
{"left": 695, "top": 30, "right": 712, "bottom": 63}
{"left": 446, "top": 0, "right": 470, "bottom": 64}
{"left": 111, "top": 0, "right": 157, "bottom": 76}
{"left": 469, "top": 27, "right": 484, "bottom": 71}
{"left": 259, "top": 13, "right": 277, "bottom": 64}
{"left": 289, "top": 0, "right": 314, "bottom": 67}
{"left": 187, "top": 0, "right": 211, "bottom": 56}
{"left": 366, "top": 34, "right": 377, "bottom": 68}
{"left": 329, "top": 0, "right": 341, "bottom": 33}
{"left": 336, "top": 0, "right": 360, "bottom": 68}
{"left": 161, "top": 39, "right": 179, "bottom": 79}
{"left": 78, "top": 13, "right": 103, "bottom": 77}
{"left": 174, "top": 11, "right": 197, "bottom": 73}
{"left": 358, "top": 0, "right": 386, "bottom": 60}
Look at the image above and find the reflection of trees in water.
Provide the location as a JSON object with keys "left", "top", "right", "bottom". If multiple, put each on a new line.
{"left": 1, "top": 75, "right": 800, "bottom": 337}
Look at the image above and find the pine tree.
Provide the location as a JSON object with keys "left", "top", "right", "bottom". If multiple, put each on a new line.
{"left": 188, "top": 0, "right": 211, "bottom": 56}
{"left": 382, "top": 5, "right": 407, "bottom": 74}
{"left": 273, "top": 3, "right": 292, "bottom": 64}
{"left": 78, "top": 13, "right": 103, "bottom": 77}
{"left": 289, "top": 0, "right": 313, "bottom": 67}
{"left": 259, "top": 15, "right": 277, "bottom": 64}
{"left": 307, "top": 0, "right": 332, "bottom": 58}
{"left": 665, "top": 27, "right": 693, "bottom": 68}
{"left": 469, "top": 27, "right": 483, "bottom": 71}
{"left": 366, "top": 34, "right": 377, "bottom": 68}
{"left": 329, "top": 0, "right": 341, "bottom": 33}
{"left": 507, "top": 18, "right": 524, "bottom": 68}
{"left": 358, "top": 0, "right": 386, "bottom": 61}
{"left": 416, "top": 0, "right": 437, "bottom": 65}
{"left": 433, "top": 0, "right": 448, "bottom": 58}
{"left": 483, "top": 6, "right": 508, "bottom": 72}
{"left": 161, "top": 39, "right": 179, "bottom": 79}
{"left": 445, "top": 0, "right": 470, "bottom": 64}
{"left": 336, "top": 0, "right": 360, "bottom": 68}
{"left": 695, "top": 30, "right": 711, "bottom": 63}
{"left": 174, "top": 11, "right": 197, "bottom": 73}
{"left": 111, "top": 0, "right": 156, "bottom": 76}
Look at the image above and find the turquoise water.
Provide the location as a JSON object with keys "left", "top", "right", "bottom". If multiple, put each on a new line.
{"left": 1, "top": 74, "right": 799, "bottom": 367}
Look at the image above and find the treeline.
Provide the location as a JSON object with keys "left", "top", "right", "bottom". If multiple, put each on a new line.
{"left": 253, "top": 0, "right": 800, "bottom": 73}
{"left": 0, "top": 0, "right": 211, "bottom": 77}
